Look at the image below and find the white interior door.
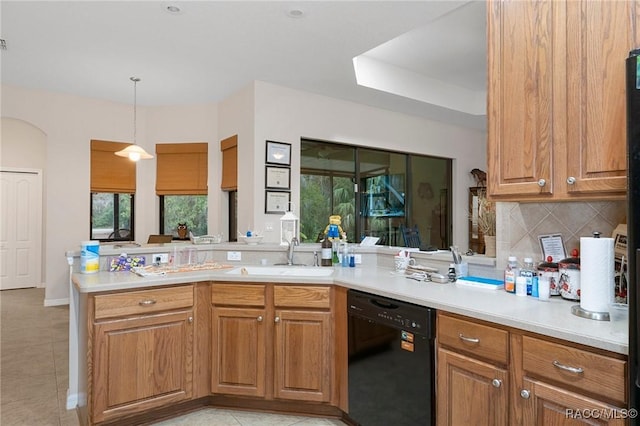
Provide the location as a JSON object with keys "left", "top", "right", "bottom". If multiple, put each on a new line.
{"left": 0, "top": 169, "right": 43, "bottom": 290}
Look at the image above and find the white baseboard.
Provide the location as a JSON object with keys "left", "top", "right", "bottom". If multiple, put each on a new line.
{"left": 45, "top": 297, "right": 69, "bottom": 307}
{"left": 66, "top": 389, "right": 78, "bottom": 410}
{"left": 66, "top": 389, "right": 86, "bottom": 410}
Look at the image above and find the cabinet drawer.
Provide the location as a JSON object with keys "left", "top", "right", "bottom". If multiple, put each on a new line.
{"left": 211, "top": 283, "right": 265, "bottom": 306}
{"left": 522, "top": 336, "right": 627, "bottom": 404}
{"left": 94, "top": 285, "right": 193, "bottom": 320}
{"left": 437, "top": 314, "right": 509, "bottom": 364}
{"left": 274, "top": 286, "right": 331, "bottom": 309}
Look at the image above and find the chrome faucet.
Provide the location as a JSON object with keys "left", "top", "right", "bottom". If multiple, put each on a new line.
{"left": 287, "top": 237, "right": 299, "bottom": 265}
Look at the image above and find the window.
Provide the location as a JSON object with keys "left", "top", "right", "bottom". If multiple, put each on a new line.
{"left": 300, "top": 139, "right": 451, "bottom": 248}
{"left": 159, "top": 195, "right": 208, "bottom": 238}
{"left": 91, "top": 193, "right": 134, "bottom": 241}
{"left": 300, "top": 141, "right": 355, "bottom": 242}
{"left": 90, "top": 140, "right": 136, "bottom": 241}
{"left": 156, "top": 143, "right": 208, "bottom": 239}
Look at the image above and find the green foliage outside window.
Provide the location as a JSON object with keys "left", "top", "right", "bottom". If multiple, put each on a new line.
{"left": 162, "top": 195, "right": 208, "bottom": 237}
{"left": 300, "top": 175, "right": 355, "bottom": 242}
{"left": 91, "top": 193, "right": 133, "bottom": 240}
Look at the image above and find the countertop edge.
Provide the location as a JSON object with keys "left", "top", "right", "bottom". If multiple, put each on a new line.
{"left": 72, "top": 266, "right": 627, "bottom": 355}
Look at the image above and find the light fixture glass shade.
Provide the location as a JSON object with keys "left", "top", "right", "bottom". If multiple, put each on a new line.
{"left": 115, "top": 144, "right": 154, "bottom": 162}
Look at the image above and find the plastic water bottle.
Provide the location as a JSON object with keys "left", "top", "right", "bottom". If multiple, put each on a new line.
{"left": 341, "top": 242, "right": 349, "bottom": 267}
{"left": 504, "top": 256, "right": 519, "bottom": 293}
{"left": 521, "top": 257, "right": 538, "bottom": 297}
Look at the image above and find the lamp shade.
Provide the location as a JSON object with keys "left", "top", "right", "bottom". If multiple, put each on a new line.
{"left": 115, "top": 144, "right": 154, "bottom": 162}
{"left": 280, "top": 209, "right": 299, "bottom": 246}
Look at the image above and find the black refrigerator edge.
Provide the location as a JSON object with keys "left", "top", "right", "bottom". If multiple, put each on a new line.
{"left": 628, "top": 48, "right": 640, "bottom": 424}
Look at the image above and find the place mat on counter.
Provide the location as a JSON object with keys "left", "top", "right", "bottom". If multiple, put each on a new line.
{"left": 131, "top": 262, "right": 234, "bottom": 277}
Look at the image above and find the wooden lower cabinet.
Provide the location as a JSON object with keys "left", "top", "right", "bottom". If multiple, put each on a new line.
{"left": 211, "top": 306, "right": 267, "bottom": 397}
{"left": 90, "top": 285, "right": 195, "bottom": 424}
{"left": 520, "top": 378, "right": 626, "bottom": 426}
{"left": 437, "top": 347, "right": 509, "bottom": 426}
{"left": 274, "top": 309, "right": 331, "bottom": 402}
{"left": 436, "top": 312, "right": 628, "bottom": 426}
{"left": 211, "top": 283, "right": 336, "bottom": 404}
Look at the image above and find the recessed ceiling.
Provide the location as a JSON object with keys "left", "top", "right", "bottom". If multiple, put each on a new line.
{"left": 1, "top": 1, "right": 486, "bottom": 130}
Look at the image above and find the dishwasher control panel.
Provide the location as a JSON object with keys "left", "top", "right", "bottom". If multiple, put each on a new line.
{"left": 347, "top": 289, "right": 435, "bottom": 338}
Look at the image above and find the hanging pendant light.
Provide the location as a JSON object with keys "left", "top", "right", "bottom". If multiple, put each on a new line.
{"left": 115, "top": 77, "right": 153, "bottom": 161}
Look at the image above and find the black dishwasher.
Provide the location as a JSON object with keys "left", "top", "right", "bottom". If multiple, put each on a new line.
{"left": 346, "top": 289, "right": 436, "bottom": 426}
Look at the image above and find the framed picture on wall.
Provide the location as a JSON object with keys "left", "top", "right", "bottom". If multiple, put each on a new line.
{"left": 265, "top": 166, "right": 290, "bottom": 190}
{"left": 266, "top": 140, "right": 291, "bottom": 166}
{"left": 265, "top": 190, "right": 291, "bottom": 214}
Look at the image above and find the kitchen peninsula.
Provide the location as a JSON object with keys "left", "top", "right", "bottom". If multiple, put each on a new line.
{"left": 68, "top": 244, "right": 628, "bottom": 425}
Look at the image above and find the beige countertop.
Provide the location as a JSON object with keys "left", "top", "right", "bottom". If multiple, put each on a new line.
{"left": 72, "top": 263, "right": 628, "bottom": 355}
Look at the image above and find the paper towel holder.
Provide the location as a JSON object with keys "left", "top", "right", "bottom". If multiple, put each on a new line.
{"left": 571, "top": 304, "right": 610, "bottom": 321}
{"left": 570, "top": 230, "right": 610, "bottom": 321}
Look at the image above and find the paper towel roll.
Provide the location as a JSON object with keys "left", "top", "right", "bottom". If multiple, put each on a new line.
{"left": 580, "top": 236, "right": 614, "bottom": 313}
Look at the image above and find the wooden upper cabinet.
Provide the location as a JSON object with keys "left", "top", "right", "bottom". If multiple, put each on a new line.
{"left": 487, "top": 0, "right": 556, "bottom": 198}
{"left": 487, "top": 0, "right": 639, "bottom": 201}
{"left": 564, "top": 0, "right": 637, "bottom": 195}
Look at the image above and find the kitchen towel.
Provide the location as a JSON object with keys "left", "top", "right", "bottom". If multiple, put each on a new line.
{"left": 580, "top": 236, "right": 615, "bottom": 313}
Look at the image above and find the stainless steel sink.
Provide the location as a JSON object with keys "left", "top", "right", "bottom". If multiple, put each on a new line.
{"left": 225, "top": 266, "right": 334, "bottom": 277}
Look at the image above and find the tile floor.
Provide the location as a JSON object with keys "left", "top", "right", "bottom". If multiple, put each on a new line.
{"left": 0, "top": 288, "right": 346, "bottom": 426}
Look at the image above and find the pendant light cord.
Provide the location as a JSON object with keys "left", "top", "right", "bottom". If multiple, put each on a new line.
{"left": 130, "top": 76, "right": 140, "bottom": 144}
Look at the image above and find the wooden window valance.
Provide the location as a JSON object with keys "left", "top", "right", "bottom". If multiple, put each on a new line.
{"left": 220, "top": 135, "right": 238, "bottom": 191}
{"left": 90, "top": 140, "right": 136, "bottom": 193}
{"left": 156, "top": 142, "right": 208, "bottom": 195}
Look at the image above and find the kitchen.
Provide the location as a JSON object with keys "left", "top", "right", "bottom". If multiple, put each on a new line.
{"left": 1, "top": 1, "right": 639, "bottom": 425}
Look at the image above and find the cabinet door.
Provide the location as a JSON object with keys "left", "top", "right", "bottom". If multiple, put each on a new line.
{"left": 92, "top": 310, "right": 193, "bottom": 423}
{"left": 274, "top": 309, "right": 331, "bottom": 402}
{"left": 211, "top": 307, "right": 266, "bottom": 397}
{"left": 520, "top": 378, "right": 626, "bottom": 425}
{"left": 564, "top": 0, "right": 638, "bottom": 196}
{"left": 487, "top": 0, "right": 556, "bottom": 198}
{"left": 436, "top": 347, "right": 508, "bottom": 426}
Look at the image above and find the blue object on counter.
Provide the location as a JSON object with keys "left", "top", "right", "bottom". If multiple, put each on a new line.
{"left": 455, "top": 276, "right": 504, "bottom": 290}
{"left": 349, "top": 255, "right": 355, "bottom": 267}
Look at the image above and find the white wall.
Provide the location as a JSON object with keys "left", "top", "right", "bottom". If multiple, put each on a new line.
{"left": 218, "top": 83, "right": 256, "bottom": 240}
{"left": 245, "top": 81, "right": 487, "bottom": 248}
{"left": 2, "top": 82, "right": 486, "bottom": 305}
{"left": 1, "top": 85, "right": 219, "bottom": 304}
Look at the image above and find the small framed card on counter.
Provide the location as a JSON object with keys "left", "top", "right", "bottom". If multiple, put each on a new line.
{"left": 265, "top": 166, "right": 290, "bottom": 190}
{"left": 265, "top": 190, "right": 290, "bottom": 214}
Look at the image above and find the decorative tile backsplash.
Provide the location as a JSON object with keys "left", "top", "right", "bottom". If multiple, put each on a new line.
{"left": 495, "top": 201, "right": 626, "bottom": 269}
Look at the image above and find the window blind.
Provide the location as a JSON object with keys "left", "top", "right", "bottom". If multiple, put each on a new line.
{"left": 90, "top": 140, "right": 136, "bottom": 193}
{"left": 156, "top": 142, "right": 208, "bottom": 195}
{"left": 220, "top": 135, "right": 238, "bottom": 191}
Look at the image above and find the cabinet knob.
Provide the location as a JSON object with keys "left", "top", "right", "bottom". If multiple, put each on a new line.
{"left": 188, "top": 316, "right": 193, "bottom": 324}
{"left": 566, "top": 176, "right": 576, "bottom": 185}
{"left": 138, "top": 299, "right": 157, "bottom": 306}
{"left": 257, "top": 315, "right": 263, "bottom": 322}
{"left": 537, "top": 179, "right": 546, "bottom": 187}
{"left": 274, "top": 316, "right": 280, "bottom": 323}
{"left": 492, "top": 379, "right": 502, "bottom": 388}
{"left": 520, "top": 389, "right": 530, "bottom": 399}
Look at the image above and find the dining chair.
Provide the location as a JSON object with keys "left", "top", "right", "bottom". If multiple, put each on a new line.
{"left": 400, "top": 224, "right": 422, "bottom": 249}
